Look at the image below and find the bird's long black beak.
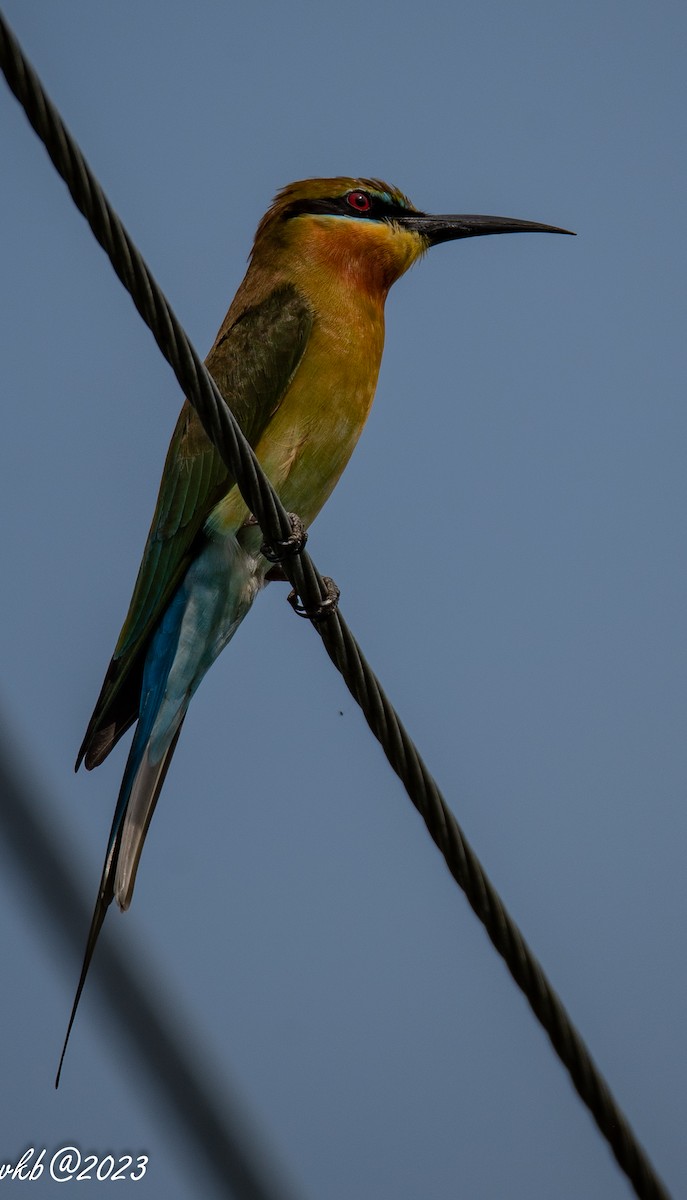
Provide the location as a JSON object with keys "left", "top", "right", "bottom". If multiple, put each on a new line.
{"left": 400, "top": 212, "right": 575, "bottom": 245}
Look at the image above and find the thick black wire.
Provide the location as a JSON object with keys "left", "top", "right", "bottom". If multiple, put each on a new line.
{"left": 0, "top": 12, "right": 671, "bottom": 1200}
{"left": 0, "top": 720, "right": 304, "bottom": 1200}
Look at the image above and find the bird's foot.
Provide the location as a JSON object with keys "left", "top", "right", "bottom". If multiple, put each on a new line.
{"left": 287, "top": 576, "right": 340, "bottom": 622}
{"left": 260, "top": 512, "right": 308, "bottom": 563}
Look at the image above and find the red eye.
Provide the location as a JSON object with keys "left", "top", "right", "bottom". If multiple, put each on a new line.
{"left": 346, "top": 190, "right": 371, "bottom": 213}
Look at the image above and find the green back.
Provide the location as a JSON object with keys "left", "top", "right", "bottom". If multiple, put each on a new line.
{"left": 78, "top": 283, "right": 313, "bottom": 769}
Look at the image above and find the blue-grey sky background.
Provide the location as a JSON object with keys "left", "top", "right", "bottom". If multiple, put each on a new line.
{"left": 2, "top": 2, "right": 686, "bottom": 1196}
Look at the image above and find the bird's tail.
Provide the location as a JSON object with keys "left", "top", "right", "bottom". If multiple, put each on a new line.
{"left": 55, "top": 589, "right": 194, "bottom": 1086}
{"left": 55, "top": 712, "right": 186, "bottom": 1087}
{"left": 57, "top": 537, "right": 262, "bottom": 1084}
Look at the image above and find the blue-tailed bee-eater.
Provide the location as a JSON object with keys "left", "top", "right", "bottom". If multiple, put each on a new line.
{"left": 57, "top": 177, "right": 572, "bottom": 1081}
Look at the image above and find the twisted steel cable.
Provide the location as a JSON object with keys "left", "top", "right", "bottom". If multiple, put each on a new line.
{"left": 0, "top": 12, "right": 671, "bottom": 1200}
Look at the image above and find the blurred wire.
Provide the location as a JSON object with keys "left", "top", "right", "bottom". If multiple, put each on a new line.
{"left": 0, "top": 717, "right": 305, "bottom": 1200}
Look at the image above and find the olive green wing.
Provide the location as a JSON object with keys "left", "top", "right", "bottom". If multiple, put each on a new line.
{"left": 77, "top": 284, "right": 313, "bottom": 770}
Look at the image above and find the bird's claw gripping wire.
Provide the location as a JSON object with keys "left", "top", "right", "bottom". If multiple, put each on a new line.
{"left": 260, "top": 512, "right": 308, "bottom": 563}
{"left": 288, "top": 576, "right": 340, "bottom": 622}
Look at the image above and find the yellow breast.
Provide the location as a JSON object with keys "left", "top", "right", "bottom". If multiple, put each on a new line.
{"left": 208, "top": 210, "right": 423, "bottom": 537}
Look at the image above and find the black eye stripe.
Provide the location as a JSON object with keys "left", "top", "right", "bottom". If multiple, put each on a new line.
{"left": 283, "top": 194, "right": 415, "bottom": 223}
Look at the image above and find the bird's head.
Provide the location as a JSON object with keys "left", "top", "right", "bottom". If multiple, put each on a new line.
{"left": 251, "top": 177, "right": 573, "bottom": 299}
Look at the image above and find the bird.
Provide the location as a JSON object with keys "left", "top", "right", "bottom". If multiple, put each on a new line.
{"left": 57, "top": 176, "right": 572, "bottom": 1082}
